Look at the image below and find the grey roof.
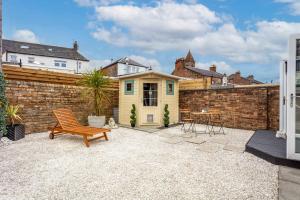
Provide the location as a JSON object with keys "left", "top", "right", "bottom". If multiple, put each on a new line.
{"left": 185, "top": 66, "right": 224, "bottom": 78}
{"left": 102, "top": 57, "right": 148, "bottom": 69}
{"left": 2, "top": 39, "right": 89, "bottom": 61}
{"left": 228, "top": 73, "right": 262, "bottom": 84}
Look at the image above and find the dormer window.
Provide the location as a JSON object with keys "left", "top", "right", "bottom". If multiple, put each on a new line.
{"left": 20, "top": 45, "right": 29, "bottom": 49}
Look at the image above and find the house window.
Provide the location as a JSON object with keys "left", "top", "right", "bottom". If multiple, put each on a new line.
{"left": 125, "top": 80, "right": 134, "bottom": 95}
{"left": 54, "top": 60, "right": 67, "bottom": 68}
{"left": 78, "top": 62, "right": 82, "bottom": 69}
{"left": 143, "top": 83, "right": 158, "bottom": 106}
{"left": 166, "top": 80, "right": 174, "bottom": 95}
{"left": 10, "top": 55, "right": 17, "bottom": 63}
{"left": 28, "top": 57, "right": 35, "bottom": 64}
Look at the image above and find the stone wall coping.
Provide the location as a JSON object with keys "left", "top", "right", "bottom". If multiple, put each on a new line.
{"left": 180, "top": 83, "right": 279, "bottom": 91}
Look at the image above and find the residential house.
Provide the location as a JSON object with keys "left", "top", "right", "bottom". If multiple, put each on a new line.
{"left": 2, "top": 39, "right": 89, "bottom": 74}
{"left": 171, "top": 50, "right": 224, "bottom": 84}
{"left": 228, "top": 71, "right": 262, "bottom": 85}
{"left": 100, "top": 57, "right": 149, "bottom": 77}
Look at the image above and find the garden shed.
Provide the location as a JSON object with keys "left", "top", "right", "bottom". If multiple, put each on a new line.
{"left": 118, "top": 71, "right": 180, "bottom": 127}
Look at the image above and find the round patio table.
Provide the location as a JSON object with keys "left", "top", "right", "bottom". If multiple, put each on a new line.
{"left": 191, "top": 111, "right": 221, "bottom": 136}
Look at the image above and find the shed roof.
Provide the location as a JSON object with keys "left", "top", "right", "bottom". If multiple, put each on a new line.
{"left": 117, "top": 70, "right": 182, "bottom": 80}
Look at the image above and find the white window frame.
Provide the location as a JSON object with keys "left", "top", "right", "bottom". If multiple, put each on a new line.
{"left": 54, "top": 60, "right": 67, "bottom": 68}
{"left": 287, "top": 34, "right": 300, "bottom": 160}
{"left": 10, "top": 55, "right": 17, "bottom": 62}
{"left": 28, "top": 57, "right": 35, "bottom": 64}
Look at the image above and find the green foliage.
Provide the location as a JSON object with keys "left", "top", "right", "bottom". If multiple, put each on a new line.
{"left": 6, "top": 105, "right": 22, "bottom": 125}
{"left": 0, "top": 72, "right": 7, "bottom": 136}
{"left": 79, "top": 70, "right": 112, "bottom": 116}
{"left": 130, "top": 104, "right": 137, "bottom": 127}
{"left": 163, "top": 104, "right": 170, "bottom": 127}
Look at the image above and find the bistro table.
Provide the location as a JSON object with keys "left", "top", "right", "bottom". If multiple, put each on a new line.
{"left": 191, "top": 111, "right": 222, "bottom": 136}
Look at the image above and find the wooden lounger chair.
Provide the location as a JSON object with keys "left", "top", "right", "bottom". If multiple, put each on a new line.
{"left": 49, "top": 108, "right": 110, "bottom": 147}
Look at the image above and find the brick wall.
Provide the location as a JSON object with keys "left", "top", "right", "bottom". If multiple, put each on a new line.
{"left": 179, "top": 85, "right": 279, "bottom": 130}
{"left": 5, "top": 80, "right": 119, "bottom": 134}
{"left": 101, "top": 63, "right": 118, "bottom": 77}
{"left": 172, "top": 59, "right": 204, "bottom": 79}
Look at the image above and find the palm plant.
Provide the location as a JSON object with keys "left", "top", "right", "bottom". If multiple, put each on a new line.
{"left": 80, "top": 70, "right": 112, "bottom": 116}
{"left": 6, "top": 105, "right": 22, "bottom": 125}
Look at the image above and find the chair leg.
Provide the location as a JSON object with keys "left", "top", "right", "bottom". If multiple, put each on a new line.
{"left": 103, "top": 132, "right": 108, "bottom": 141}
{"left": 83, "top": 135, "right": 90, "bottom": 147}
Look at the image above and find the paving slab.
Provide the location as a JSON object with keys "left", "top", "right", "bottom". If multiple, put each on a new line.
{"left": 279, "top": 179, "right": 300, "bottom": 200}
{"left": 208, "top": 137, "right": 229, "bottom": 145}
{"left": 223, "top": 144, "right": 245, "bottom": 153}
{"left": 180, "top": 133, "right": 194, "bottom": 138}
{"left": 184, "top": 137, "right": 206, "bottom": 144}
{"left": 161, "top": 137, "right": 183, "bottom": 144}
{"left": 197, "top": 142, "right": 223, "bottom": 153}
{"left": 158, "top": 132, "right": 175, "bottom": 138}
{"left": 279, "top": 166, "right": 300, "bottom": 185}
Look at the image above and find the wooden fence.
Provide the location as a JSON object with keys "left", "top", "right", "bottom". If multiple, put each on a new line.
{"left": 2, "top": 64, "right": 119, "bottom": 90}
{"left": 179, "top": 77, "right": 211, "bottom": 90}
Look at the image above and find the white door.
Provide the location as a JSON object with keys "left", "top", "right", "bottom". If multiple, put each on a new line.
{"left": 287, "top": 34, "right": 300, "bottom": 160}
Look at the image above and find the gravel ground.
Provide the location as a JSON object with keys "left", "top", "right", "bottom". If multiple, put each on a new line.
{"left": 0, "top": 125, "right": 278, "bottom": 200}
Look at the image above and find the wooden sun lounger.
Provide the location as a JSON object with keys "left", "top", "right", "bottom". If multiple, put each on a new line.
{"left": 49, "top": 108, "right": 110, "bottom": 147}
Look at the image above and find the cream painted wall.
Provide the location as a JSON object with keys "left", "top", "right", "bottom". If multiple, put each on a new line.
{"left": 119, "top": 74, "right": 179, "bottom": 127}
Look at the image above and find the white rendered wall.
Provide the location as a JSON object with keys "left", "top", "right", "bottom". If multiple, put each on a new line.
{"left": 3, "top": 52, "right": 89, "bottom": 74}
{"left": 117, "top": 63, "right": 147, "bottom": 76}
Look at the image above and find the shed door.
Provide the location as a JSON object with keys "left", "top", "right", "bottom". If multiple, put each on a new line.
{"left": 139, "top": 80, "right": 161, "bottom": 125}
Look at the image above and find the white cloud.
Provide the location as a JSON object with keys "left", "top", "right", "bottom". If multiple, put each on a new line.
{"left": 87, "top": 1, "right": 300, "bottom": 66}
{"left": 274, "top": 0, "right": 300, "bottom": 15}
{"left": 12, "top": 29, "right": 39, "bottom": 43}
{"left": 196, "top": 61, "right": 236, "bottom": 75}
{"left": 74, "top": 0, "right": 120, "bottom": 7}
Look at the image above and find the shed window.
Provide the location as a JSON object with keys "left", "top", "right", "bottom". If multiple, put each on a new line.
{"left": 166, "top": 80, "right": 174, "bottom": 95}
{"left": 143, "top": 83, "right": 158, "bottom": 106}
{"left": 125, "top": 80, "right": 134, "bottom": 95}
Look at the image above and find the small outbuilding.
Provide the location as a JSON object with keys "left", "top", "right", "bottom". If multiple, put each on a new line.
{"left": 118, "top": 71, "right": 181, "bottom": 127}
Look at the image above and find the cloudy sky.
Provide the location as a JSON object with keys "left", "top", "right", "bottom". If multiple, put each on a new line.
{"left": 3, "top": 0, "right": 300, "bottom": 82}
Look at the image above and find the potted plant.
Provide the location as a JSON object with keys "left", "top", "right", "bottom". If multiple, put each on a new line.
{"left": 80, "top": 70, "right": 112, "bottom": 128}
{"left": 130, "top": 104, "right": 137, "bottom": 128}
{"left": 6, "top": 105, "right": 25, "bottom": 141}
{"left": 163, "top": 104, "right": 170, "bottom": 127}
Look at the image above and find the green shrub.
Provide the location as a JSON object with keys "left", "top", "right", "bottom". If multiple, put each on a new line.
{"left": 130, "top": 104, "right": 137, "bottom": 127}
{"left": 0, "top": 72, "right": 7, "bottom": 137}
{"left": 163, "top": 104, "right": 170, "bottom": 127}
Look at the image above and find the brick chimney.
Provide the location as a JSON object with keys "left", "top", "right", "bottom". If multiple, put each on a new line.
{"left": 209, "top": 64, "right": 216, "bottom": 72}
{"left": 236, "top": 71, "right": 241, "bottom": 77}
{"left": 73, "top": 41, "right": 78, "bottom": 51}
